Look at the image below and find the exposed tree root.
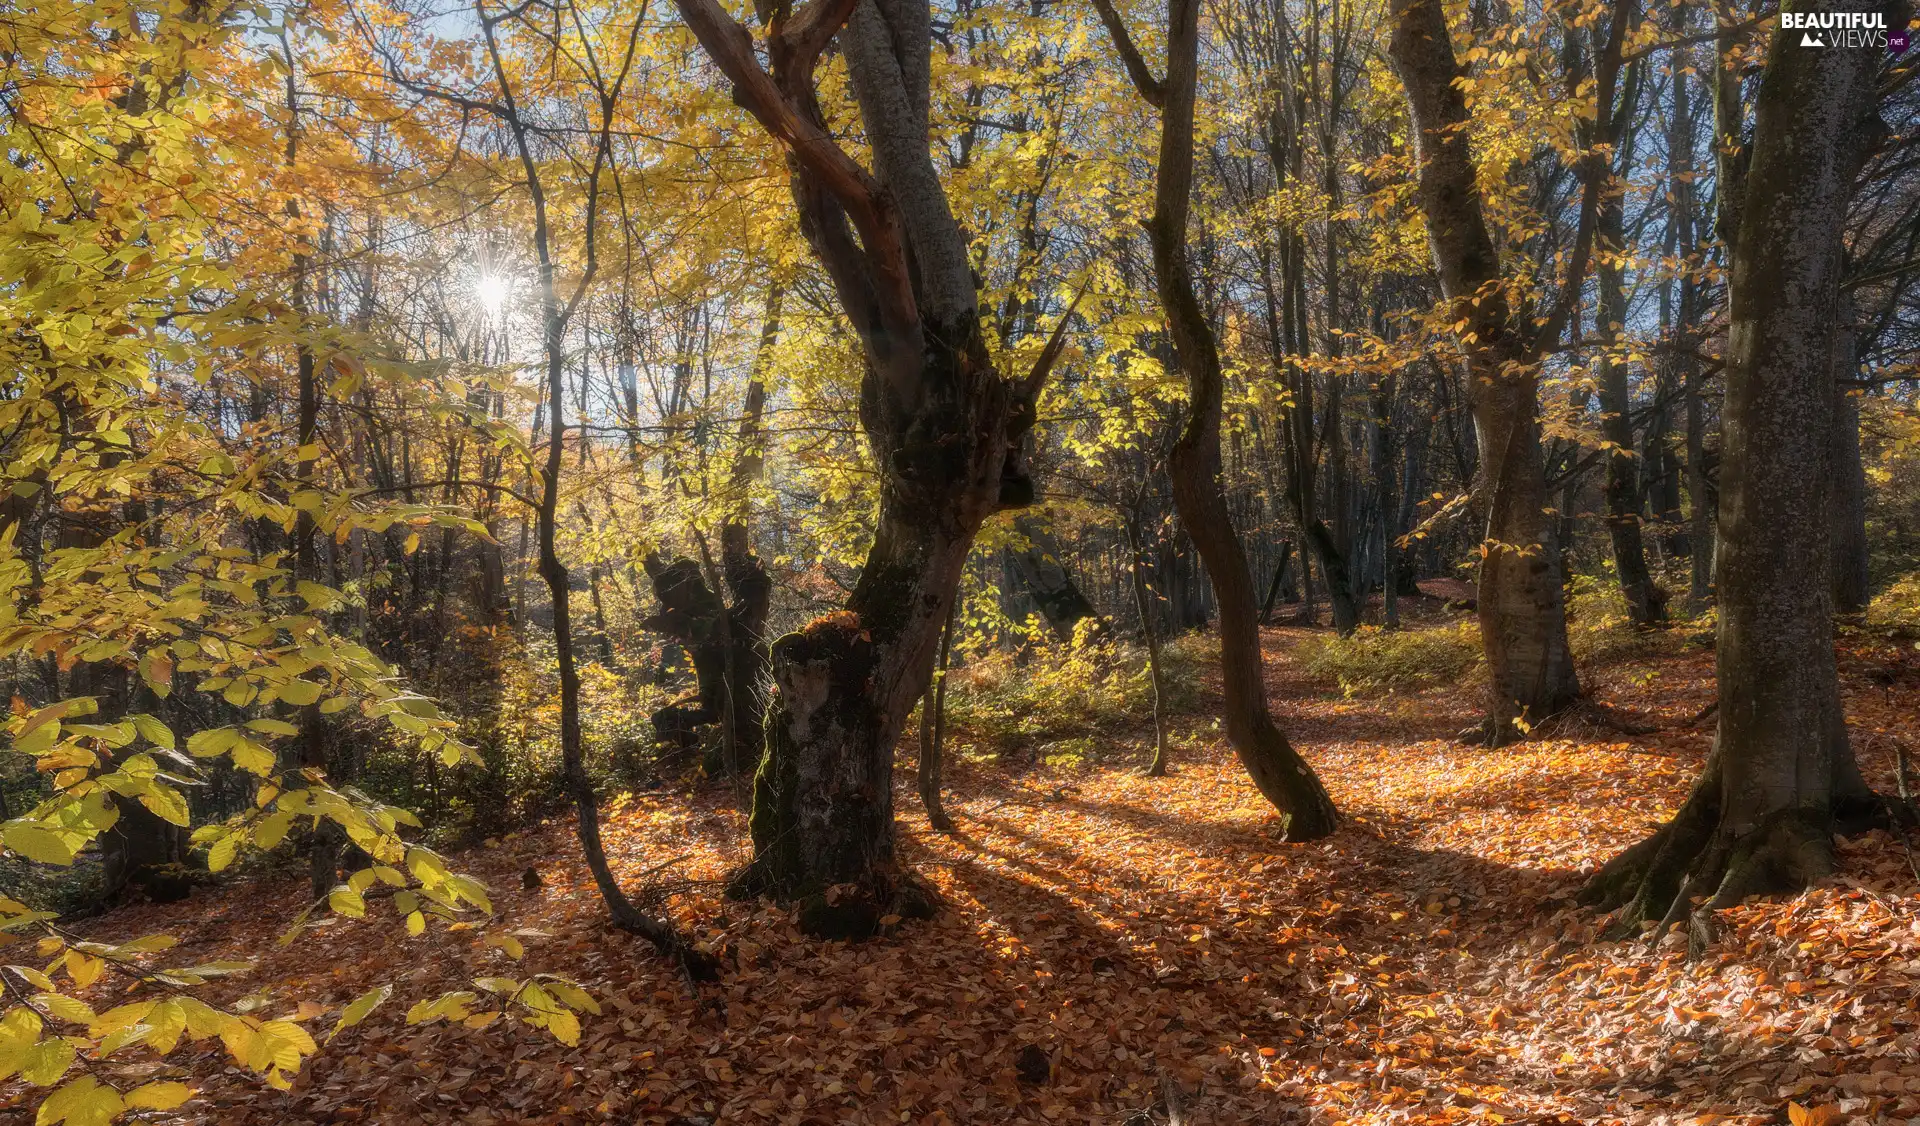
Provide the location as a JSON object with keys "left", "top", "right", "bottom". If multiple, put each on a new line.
{"left": 1577, "top": 746, "right": 1884, "bottom": 955}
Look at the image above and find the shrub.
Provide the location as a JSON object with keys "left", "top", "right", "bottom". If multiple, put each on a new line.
{"left": 941, "top": 627, "right": 1205, "bottom": 755}
{"left": 1296, "top": 620, "right": 1482, "bottom": 696}
{"left": 1865, "top": 572, "right": 1920, "bottom": 632}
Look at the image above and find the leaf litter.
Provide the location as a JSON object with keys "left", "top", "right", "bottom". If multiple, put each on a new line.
{"left": 12, "top": 622, "right": 1920, "bottom": 1126}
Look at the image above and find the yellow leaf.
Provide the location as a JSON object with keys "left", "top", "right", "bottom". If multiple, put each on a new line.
{"left": 3, "top": 824, "right": 76, "bottom": 866}
{"left": 545, "top": 1008, "right": 581, "bottom": 1046}
{"left": 34, "top": 1075, "right": 121, "bottom": 1126}
{"left": 63, "top": 952, "right": 102, "bottom": 989}
{"left": 124, "top": 1081, "right": 193, "bottom": 1111}
{"left": 327, "top": 886, "right": 365, "bottom": 918}
{"left": 32, "top": 993, "right": 97, "bottom": 1026}
{"left": 328, "top": 984, "right": 391, "bottom": 1042}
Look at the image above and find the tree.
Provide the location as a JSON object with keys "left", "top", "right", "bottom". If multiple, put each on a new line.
{"left": 1090, "top": 0, "right": 1340, "bottom": 837}
{"left": 670, "top": 0, "right": 1072, "bottom": 934}
{"left": 1384, "top": 0, "right": 1602, "bottom": 742}
{"left": 1580, "top": 0, "right": 1895, "bottom": 933}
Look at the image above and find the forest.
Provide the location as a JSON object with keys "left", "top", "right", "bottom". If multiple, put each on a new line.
{"left": 2, "top": 0, "right": 1919, "bottom": 1120}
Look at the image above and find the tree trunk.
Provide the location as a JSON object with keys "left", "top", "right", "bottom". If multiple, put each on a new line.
{"left": 1581, "top": 1, "right": 1889, "bottom": 930}
{"left": 674, "top": 0, "right": 1075, "bottom": 934}
{"left": 736, "top": 357, "right": 1014, "bottom": 932}
{"left": 1007, "top": 512, "right": 1106, "bottom": 642}
{"left": 1829, "top": 289, "right": 1871, "bottom": 615}
{"left": 1258, "top": 540, "right": 1297, "bottom": 623}
{"left": 1595, "top": 138, "right": 1665, "bottom": 626}
{"left": 1127, "top": 514, "right": 1172, "bottom": 776}
{"left": 479, "top": 12, "right": 707, "bottom": 973}
{"left": 1387, "top": 0, "right": 1583, "bottom": 741}
{"left": 1093, "top": 0, "right": 1339, "bottom": 838}
{"left": 1004, "top": 519, "right": 1092, "bottom": 637}
{"left": 917, "top": 602, "right": 956, "bottom": 830}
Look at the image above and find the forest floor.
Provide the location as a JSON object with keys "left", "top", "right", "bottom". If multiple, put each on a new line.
{"left": 16, "top": 605, "right": 1920, "bottom": 1126}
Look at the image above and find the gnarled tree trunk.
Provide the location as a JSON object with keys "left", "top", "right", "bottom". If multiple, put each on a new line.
{"left": 675, "top": 0, "right": 1070, "bottom": 934}
{"left": 1581, "top": 0, "right": 1890, "bottom": 932}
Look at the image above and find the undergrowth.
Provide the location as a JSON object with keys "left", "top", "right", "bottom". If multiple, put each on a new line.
{"left": 1297, "top": 620, "right": 1482, "bottom": 696}
{"left": 942, "top": 628, "right": 1206, "bottom": 758}
{"left": 1865, "top": 571, "right": 1920, "bottom": 632}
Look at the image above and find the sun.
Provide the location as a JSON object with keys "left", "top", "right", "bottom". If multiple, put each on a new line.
{"left": 476, "top": 274, "right": 510, "bottom": 318}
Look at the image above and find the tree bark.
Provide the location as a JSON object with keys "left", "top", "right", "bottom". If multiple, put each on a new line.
{"left": 1007, "top": 512, "right": 1106, "bottom": 642}
{"left": 674, "top": 0, "right": 1068, "bottom": 934}
{"left": 1829, "top": 289, "right": 1871, "bottom": 615}
{"left": 1581, "top": 0, "right": 1892, "bottom": 931}
{"left": 1595, "top": 103, "right": 1666, "bottom": 627}
{"left": 1386, "top": 0, "right": 1583, "bottom": 741}
{"left": 1258, "top": 540, "right": 1297, "bottom": 624}
{"left": 1127, "top": 514, "right": 1173, "bottom": 776}
{"left": 917, "top": 601, "right": 956, "bottom": 830}
{"left": 1093, "top": 0, "right": 1339, "bottom": 838}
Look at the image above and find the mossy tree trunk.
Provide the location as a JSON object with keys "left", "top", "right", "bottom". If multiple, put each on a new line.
{"left": 1581, "top": 0, "right": 1892, "bottom": 933}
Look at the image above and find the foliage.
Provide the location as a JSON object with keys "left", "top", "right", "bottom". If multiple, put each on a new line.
{"left": 942, "top": 628, "right": 1205, "bottom": 757}
{"left": 1296, "top": 620, "right": 1483, "bottom": 696}
{"left": 1864, "top": 572, "right": 1920, "bottom": 633}
{"left": 0, "top": 1, "right": 597, "bottom": 1117}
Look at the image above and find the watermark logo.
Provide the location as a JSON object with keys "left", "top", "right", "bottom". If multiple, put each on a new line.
{"left": 1782, "top": 10, "right": 1895, "bottom": 49}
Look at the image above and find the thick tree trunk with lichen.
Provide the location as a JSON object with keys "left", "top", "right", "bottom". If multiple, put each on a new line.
{"left": 1581, "top": 1, "right": 1892, "bottom": 931}
{"left": 1387, "top": 0, "right": 1582, "bottom": 741}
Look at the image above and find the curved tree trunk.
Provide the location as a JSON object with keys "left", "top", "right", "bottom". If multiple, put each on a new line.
{"left": 1581, "top": 1, "right": 1889, "bottom": 931}
{"left": 1092, "top": 0, "right": 1339, "bottom": 838}
{"left": 1386, "top": 0, "right": 1584, "bottom": 741}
